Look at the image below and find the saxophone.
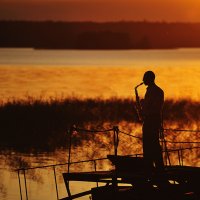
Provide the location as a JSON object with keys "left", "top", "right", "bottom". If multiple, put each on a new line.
{"left": 134, "top": 82, "right": 143, "bottom": 122}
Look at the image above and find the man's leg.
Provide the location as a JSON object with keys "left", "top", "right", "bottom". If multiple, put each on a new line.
{"left": 143, "top": 122, "right": 154, "bottom": 176}
{"left": 152, "top": 128, "right": 170, "bottom": 187}
{"left": 153, "top": 130, "right": 165, "bottom": 172}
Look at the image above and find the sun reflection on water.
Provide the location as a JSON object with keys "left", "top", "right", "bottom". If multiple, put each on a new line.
{"left": 0, "top": 65, "right": 200, "bottom": 102}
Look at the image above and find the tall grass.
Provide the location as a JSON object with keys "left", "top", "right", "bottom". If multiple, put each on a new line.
{"left": 0, "top": 97, "right": 199, "bottom": 151}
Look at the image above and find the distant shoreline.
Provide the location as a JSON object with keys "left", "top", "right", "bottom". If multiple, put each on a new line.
{"left": 1, "top": 21, "right": 200, "bottom": 49}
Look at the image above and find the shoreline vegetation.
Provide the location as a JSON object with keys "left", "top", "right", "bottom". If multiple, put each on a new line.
{"left": 1, "top": 21, "right": 200, "bottom": 49}
{"left": 0, "top": 97, "right": 199, "bottom": 151}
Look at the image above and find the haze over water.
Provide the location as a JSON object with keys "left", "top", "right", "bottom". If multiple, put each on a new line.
{"left": 0, "top": 48, "right": 200, "bottom": 101}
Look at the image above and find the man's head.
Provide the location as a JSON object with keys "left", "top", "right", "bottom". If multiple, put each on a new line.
{"left": 143, "top": 71, "right": 155, "bottom": 85}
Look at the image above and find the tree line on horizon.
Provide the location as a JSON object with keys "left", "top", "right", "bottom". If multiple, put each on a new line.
{"left": 1, "top": 21, "right": 200, "bottom": 49}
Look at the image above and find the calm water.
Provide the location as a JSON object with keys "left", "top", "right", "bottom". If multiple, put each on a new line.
{"left": 1, "top": 149, "right": 112, "bottom": 200}
{"left": 0, "top": 48, "right": 200, "bottom": 101}
{"left": 0, "top": 48, "right": 200, "bottom": 200}
{"left": 1, "top": 126, "right": 200, "bottom": 200}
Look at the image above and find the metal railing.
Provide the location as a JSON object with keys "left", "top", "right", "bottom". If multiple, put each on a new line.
{"left": 16, "top": 126, "right": 200, "bottom": 200}
{"left": 16, "top": 157, "right": 108, "bottom": 200}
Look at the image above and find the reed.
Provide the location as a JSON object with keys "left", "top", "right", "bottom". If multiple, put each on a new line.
{"left": 0, "top": 97, "right": 199, "bottom": 151}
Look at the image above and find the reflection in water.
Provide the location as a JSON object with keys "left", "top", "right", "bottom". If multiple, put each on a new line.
{"left": 0, "top": 150, "right": 112, "bottom": 200}
{"left": 0, "top": 48, "right": 200, "bottom": 102}
{"left": 6, "top": 155, "right": 31, "bottom": 169}
{"left": 0, "top": 65, "right": 200, "bottom": 101}
{"left": 0, "top": 172, "right": 7, "bottom": 200}
{"left": 1, "top": 121, "right": 199, "bottom": 200}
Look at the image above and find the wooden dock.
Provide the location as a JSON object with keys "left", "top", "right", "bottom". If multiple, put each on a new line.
{"left": 62, "top": 156, "right": 200, "bottom": 200}
{"left": 16, "top": 126, "right": 200, "bottom": 200}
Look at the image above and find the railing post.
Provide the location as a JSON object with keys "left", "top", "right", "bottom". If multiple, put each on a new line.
{"left": 93, "top": 160, "right": 98, "bottom": 187}
{"left": 66, "top": 126, "right": 74, "bottom": 200}
{"left": 178, "top": 150, "right": 181, "bottom": 166}
{"left": 18, "top": 170, "right": 23, "bottom": 200}
{"left": 113, "top": 126, "right": 119, "bottom": 189}
{"left": 53, "top": 166, "right": 59, "bottom": 200}
{"left": 113, "top": 126, "right": 119, "bottom": 157}
{"left": 113, "top": 127, "right": 116, "bottom": 156}
{"left": 180, "top": 148, "right": 184, "bottom": 166}
{"left": 160, "top": 128, "right": 171, "bottom": 166}
{"left": 23, "top": 169, "right": 28, "bottom": 200}
{"left": 68, "top": 126, "right": 73, "bottom": 174}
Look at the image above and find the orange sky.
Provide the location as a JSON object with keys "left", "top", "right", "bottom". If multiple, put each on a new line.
{"left": 0, "top": 0, "right": 200, "bottom": 22}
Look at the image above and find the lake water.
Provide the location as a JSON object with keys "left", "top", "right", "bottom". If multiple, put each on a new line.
{"left": 0, "top": 48, "right": 200, "bottom": 101}
{"left": 1, "top": 129, "right": 200, "bottom": 200}
{"left": 0, "top": 48, "right": 200, "bottom": 200}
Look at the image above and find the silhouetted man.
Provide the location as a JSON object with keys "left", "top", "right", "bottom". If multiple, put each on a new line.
{"left": 141, "top": 71, "right": 164, "bottom": 176}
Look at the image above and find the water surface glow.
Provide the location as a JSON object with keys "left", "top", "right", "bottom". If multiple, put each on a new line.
{"left": 0, "top": 48, "right": 200, "bottom": 101}
{"left": 0, "top": 48, "right": 199, "bottom": 200}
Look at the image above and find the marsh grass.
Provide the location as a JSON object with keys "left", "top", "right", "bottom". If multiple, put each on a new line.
{"left": 0, "top": 96, "right": 199, "bottom": 151}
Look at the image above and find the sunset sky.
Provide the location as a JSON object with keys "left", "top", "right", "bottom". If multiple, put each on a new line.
{"left": 1, "top": 0, "right": 200, "bottom": 22}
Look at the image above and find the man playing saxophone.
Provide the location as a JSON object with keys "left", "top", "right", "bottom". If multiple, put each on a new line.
{"left": 135, "top": 71, "right": 165, "bottom": 176}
